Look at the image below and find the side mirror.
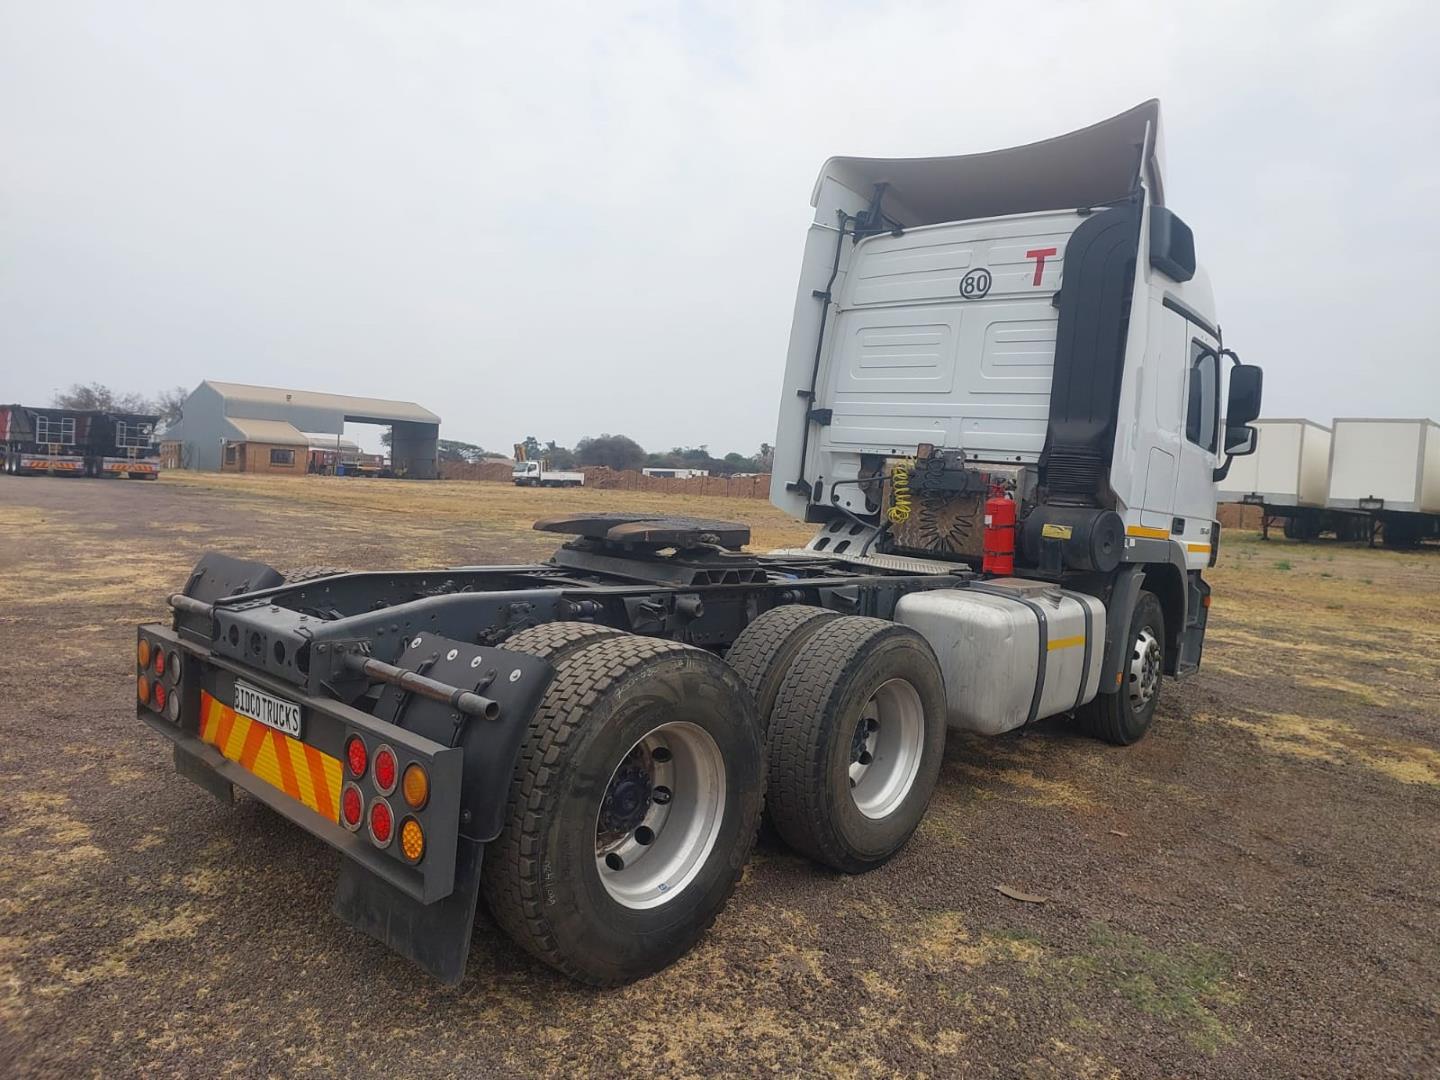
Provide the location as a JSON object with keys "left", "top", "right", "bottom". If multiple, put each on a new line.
{"left": 1224, "top": 425, "right": 1257, "bottom": 456}
{"left": 1225, "top": 363, "right": 1263, "bottom": 427}
{"left": 1149, "top": 207, "right": 1196, "bottom": 282}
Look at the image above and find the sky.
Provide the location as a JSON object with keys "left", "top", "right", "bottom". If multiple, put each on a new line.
{"left": 3, "top": 0, "right": 1437, "bottom": 457}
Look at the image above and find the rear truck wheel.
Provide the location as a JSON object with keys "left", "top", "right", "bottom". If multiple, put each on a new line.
{"left": 481, "top": 634, "right": 765, "bottom": 985}
{"left": 500, "top": 620, "right": 623, "bottom": 665}
{"left": 1074, "top": 589, "right": 1165, "bottom": 745}
{"left": 766, "top": 617, "right": 947, "bottom": 874}
{"left": 724, "top": 605, "right": 840, "bottom": 730}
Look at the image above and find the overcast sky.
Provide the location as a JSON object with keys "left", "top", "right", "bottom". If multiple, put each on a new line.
{"left": 3, "top": 1, "right": 1437, "bottom": 456}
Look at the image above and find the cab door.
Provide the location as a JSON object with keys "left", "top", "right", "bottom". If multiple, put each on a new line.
{"left": 1172, "top": 332, "right": 1222, "bottom": 538}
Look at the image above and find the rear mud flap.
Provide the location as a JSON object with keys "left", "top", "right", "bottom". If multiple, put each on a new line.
{"left": 174, "top": 743, "right": 233, "bottom": 804}
{"left": 333, "top": 836, "right": 485, "bottom": 986}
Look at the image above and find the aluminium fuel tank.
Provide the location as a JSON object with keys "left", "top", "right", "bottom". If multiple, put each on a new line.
{"left": 895, "top": 579, "right": 1105, "bottom": 735}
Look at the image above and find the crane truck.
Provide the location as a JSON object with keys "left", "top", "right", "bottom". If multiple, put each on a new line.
{"left": 131, "top": 100, "right": 1261, "bottom": 987}
{"left": 512, "top": 442, "right": 585, "bottom": 487}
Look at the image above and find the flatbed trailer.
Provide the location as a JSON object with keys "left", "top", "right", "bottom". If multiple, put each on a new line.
{"left": 1, "top": 404, "right": 91, "bottom": 475}
{"left": 0, "top": 405, "right": 160, "bottom": 478}
{"left": 130, "top": 101, "right": 1264, "bottom": 986}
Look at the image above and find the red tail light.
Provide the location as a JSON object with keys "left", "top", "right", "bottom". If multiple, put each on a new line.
{"left": 152, "top": 681, "right": 168, "bottom": 712}
{"left": 368, "top": 797, "right": 393, "bottom": 847}
{"left": 373, "top": 745, "right": 398, "bottom": 794}
{"left": 340, "top": 783, "right": 363, "bottom": 831}
{"left": 345, "top": 735, "right": 367, "bottom": 778}
{"left": 153, "top": 649, "right": 167, "bottom": 677}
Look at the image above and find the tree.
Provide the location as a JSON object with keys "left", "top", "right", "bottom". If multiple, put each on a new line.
{"left": 520, "top": 436, "right": 543, "bottom": 461}
{"left": 574, "top": 433, "right": 646, "bottom": 471}
{"left": 544, "top": 440, "right": 577, "bottom": 469}
{"left": 54, "top": 382, "right": 154, "bottom": 414}
{"left": 757, "top": 443, "right": 774, "bottom": 472}
{"left": 437, "top": 438, "right": 494, "bottom": 464}
{"left": 153, "top": 385, "right": 188, "bottom": 428}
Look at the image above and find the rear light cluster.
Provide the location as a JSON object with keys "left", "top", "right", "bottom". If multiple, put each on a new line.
{"left": 137, "top": 633, "right": 182, "bottom": 723}
{"left": 340, "top": 735, "right": 428, "bottom": 864}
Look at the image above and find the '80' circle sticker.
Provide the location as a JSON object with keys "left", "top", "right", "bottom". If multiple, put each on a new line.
{"left": 959, "top": 268, "right": 992, "bottom": 299}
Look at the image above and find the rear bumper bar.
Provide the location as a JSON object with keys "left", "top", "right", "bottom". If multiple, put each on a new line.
{"left": 138, "top": 623, "right": 464, "bottom": 905}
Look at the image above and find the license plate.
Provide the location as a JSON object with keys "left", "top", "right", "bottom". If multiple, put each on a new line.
{"left": 233, "top": 680, "right": 303, "bottom": 738}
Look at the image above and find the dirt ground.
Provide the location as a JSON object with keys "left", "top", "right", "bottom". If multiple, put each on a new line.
{"left": 2, "top": 473, "right": 1437, "bottom": 1078}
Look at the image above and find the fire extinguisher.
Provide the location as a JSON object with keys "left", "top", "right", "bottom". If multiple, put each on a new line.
{"left": 983, "top": 486, "right": 1015, "bottom": 576}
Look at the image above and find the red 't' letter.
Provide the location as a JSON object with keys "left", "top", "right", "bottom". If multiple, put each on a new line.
{"left": 1026, "top": 247, "right": 1057, "bottom": 286}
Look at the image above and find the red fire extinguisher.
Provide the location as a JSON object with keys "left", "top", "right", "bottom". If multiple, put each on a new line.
{"left": 983, "top": 486, "right": 1015, "bottom": 576}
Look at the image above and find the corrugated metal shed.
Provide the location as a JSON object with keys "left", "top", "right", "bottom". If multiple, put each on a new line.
{"left": 204, "top": 381, "right": 439, "bottom": 424}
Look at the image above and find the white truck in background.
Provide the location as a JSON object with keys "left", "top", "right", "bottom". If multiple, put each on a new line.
{"left": 131, "top": 100, "right": 1262, "bottom": 989}
{"left": 511, "top": 443, "right": 584, "bottom": 487}
{"left": 511, "top": 460, "right": 584, "bottom": 487}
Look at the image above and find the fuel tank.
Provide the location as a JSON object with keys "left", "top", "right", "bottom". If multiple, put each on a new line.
{"left": 895, "top": 579, "right": 1105, "bottom": 735}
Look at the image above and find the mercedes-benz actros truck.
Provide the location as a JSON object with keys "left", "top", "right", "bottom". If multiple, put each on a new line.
{"left": 128, "top": 100, "right": 1261, "bottom": 986}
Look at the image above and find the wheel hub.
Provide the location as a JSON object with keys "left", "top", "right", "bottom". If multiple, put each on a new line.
{"left": 847, "top": 678, "right": 925, "bottom": 821}
{"left": 599, "top": 761, "right": 653, "bottom": 836}
{"left": 1129, "top": 626, "right": 1162, "bottom": 708}
{"left": 594, "top": 722, "right": 726, "bottom": 910}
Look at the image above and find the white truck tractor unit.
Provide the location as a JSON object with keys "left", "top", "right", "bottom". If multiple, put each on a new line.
{"left": 131, "top": 101, "right": 1261, "bottom": 988}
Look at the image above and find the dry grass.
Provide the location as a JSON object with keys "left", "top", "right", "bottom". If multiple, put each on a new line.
{"left": 159, "top": 472, "right": 816, "bottom": 555}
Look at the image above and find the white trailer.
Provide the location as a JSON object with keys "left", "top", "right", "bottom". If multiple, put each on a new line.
{"left": 1327, "top": 418, "right": 1440, "bottom": 546}
{"left": 1217, "top": 419, "right": 1366, "bottom": 540}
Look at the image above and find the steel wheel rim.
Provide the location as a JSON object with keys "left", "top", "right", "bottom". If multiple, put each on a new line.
{"left": 1129, "top": 625, "right": 1162, "bottom": 710}
{"left": 848, "top": 677, "right": 925, "bottom": 820}
{"left": 595, "top": 720, "right": 726, "bottom": 910}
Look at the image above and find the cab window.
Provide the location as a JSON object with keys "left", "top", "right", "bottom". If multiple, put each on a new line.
{"left": 1186, "top": 341, "right": 1218, "bottom": 453}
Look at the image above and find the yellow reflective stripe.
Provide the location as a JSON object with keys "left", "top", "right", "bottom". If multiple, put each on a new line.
{"left": 198, "top": 691, "right": 341, "bottom": 822}
{"left": 1047, "top": 634, "right": 1087, "bottom": 651}
{"left": 1126, "top": 525, "right": 1170, "bottom": 540}
{"left": 1186, "top": 543, "right": 1211, "bottom": 553}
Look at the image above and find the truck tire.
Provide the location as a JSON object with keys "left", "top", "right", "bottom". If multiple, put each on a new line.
{"left": 724, "top": 605, "right": 839, "bottom": 730}
{"left": 766, "top": 617, "right": 947, "bottom": 874}
{"left": 481, "top": 635, "right": 765, "bottom": 985}
{"left": 1074, "top": 589, "right": 1164, "bottom": 745}
{"left": 501, "top": 620, "right": 623, "bottom": 665}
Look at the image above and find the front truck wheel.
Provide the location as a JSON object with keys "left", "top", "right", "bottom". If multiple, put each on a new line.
{"left": 482, "top": 634, "right": 764, "bottom": 985}
{"left": 1074, "top": 589, "right": 1165, "bottom": 745}
{"left": 767, "top": 617, "right": 947, "bottom": 874}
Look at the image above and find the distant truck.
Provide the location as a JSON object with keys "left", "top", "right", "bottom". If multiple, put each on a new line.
{"left": 510, "top": 444, "right": 585, "bottom": 488}
{"left": 91, "top": 411, "right": 160, "bottom": 479}
{"left": 511, "top": 460, "right": 584, "bottom": 487}
{"left": 0, "top": 405, "right": 159, "bottom": 478}
{"left": 1, "top": 404, "right": 90, "bottom": 475}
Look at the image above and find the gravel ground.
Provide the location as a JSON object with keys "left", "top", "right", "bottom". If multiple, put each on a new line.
{"left": 2, "top": 474, "right": 1437, "bottom": 1078}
